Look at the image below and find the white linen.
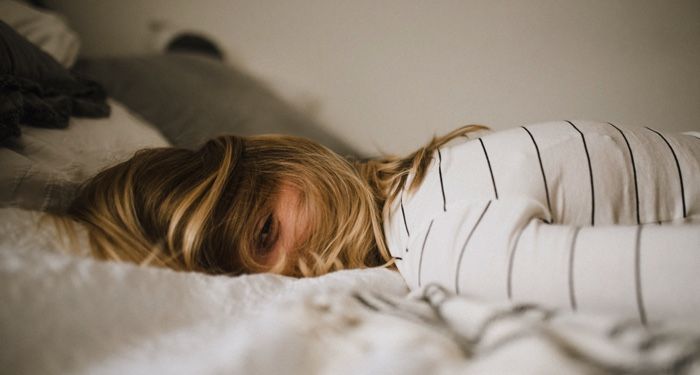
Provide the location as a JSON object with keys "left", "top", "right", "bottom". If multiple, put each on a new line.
{"left": 0, "top": 99, "right": 170, "bottom": 211}
{"left": 0, "top": 208, "right": 409, "bottom": 374}
{"left": 2, "top": 207, "right": 699, "bottom": 374}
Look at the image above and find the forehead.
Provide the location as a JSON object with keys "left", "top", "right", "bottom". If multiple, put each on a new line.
{"left": 275, "top": 184, "right": 303, "bottom": 208}
{"left": 273, "top": 183, "right": 313, "bottom": 219}
{"left": 274, "top": 184, "right": 311, "bottom": 243}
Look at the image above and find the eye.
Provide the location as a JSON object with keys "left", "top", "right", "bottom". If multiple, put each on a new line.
{"left": 257, "top": 215, "right": 277, "bottom": 253}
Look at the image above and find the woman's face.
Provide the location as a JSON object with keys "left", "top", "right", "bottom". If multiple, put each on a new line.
{"left": 257, "top": 184, "right": 310, "bottom": 267}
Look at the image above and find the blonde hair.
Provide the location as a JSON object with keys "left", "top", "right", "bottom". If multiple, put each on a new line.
{"left": 353, "top": 125, "right": 488, "bottom": 220}
{"left": 65, "top": 125, "right": 486, "bottom": 277}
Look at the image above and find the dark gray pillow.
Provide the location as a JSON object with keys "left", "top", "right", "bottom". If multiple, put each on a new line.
{"left": 74, "top": 53, "right": 358, "bottom": 156}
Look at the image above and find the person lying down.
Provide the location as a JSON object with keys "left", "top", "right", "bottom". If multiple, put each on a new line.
{"left": 60, "top": 121, "right": 700, "bottom": 321}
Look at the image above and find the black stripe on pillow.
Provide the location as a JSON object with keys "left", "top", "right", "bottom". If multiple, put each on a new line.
{"left": 400, "top": 195, "right": 410, "bottom": 237}
{"left": 607, "top": 123, "right": 641, "bottom": 225}
{"left": 479, "top": 138, "right": 499, "bottom": 199}
{"left": 634, "top": 226, "right": 647, "bottom": 325}
{"left": 417, "top": 219, "right": 435, "bottom": 287}
{"left": 506, "top": 223, "right": 527, "bottom": 301}
{"left": 645, "top": 127, "right": 687, "bottom": 218}
{"left": 566, "top": 121, "right": 595, "bottom": 226}
{"left": 437, "top": 148, "right": 447, "bottom": 212}
{"left": 521, "top": 126, "right": 552, "bottom": 221}
{"left": 455, "top": 200, "right": 492, "bottom": 293}
{"left": 568, "top": 227, "right": 581, "bottom": 311}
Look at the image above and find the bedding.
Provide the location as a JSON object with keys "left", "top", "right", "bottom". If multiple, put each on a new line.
{"left": 2, "top": 207, "right": 699, "bottom": 374}
{"left": 0, "top": 99, "right": 169, "bottom": 212}
{"left": 0, "top": 20, "right": 109, "bottom": 142}
{"left": 2, "top": 115, "right": 699, "bottom": 375}
{"left": 385, "top": 121, "right": 700, "bottom": 322}
{"left": 2, "top": 7, "right": 699, "bottom": 372}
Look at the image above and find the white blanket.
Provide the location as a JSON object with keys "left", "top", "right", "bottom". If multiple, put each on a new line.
{"left": 2, "top": 208, "right": 699, "bottom": 374}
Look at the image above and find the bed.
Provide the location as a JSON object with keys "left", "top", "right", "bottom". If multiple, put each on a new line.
{"left": 2, "top": 3, "right": 699, "bottom": 374}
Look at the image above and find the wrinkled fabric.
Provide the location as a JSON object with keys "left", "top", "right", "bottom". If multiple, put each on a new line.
{"left": 2, "top": 207, "right": 699, "bottom": 374}
{"left": 0, "top": 21, "right": 109, "bottom": 142}
{"left": 0, "top": 99, "right": 169, "bottom": 212}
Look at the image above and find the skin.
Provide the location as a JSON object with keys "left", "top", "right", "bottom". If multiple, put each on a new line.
{"left": 259, "top": 184, "right": 309, "bottom": 267}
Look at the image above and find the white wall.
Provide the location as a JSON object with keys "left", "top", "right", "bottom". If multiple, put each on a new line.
{"left": 47, "top": 0, "right": 700, "bottom": 155}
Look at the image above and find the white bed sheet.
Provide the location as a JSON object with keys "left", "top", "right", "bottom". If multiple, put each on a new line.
{"left": 2, "top": 208, "right": 699, "bottom": 375}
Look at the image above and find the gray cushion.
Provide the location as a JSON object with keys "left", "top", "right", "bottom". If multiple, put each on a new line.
{"left": 74, "top": 53, "right": 358, "bottom": 156}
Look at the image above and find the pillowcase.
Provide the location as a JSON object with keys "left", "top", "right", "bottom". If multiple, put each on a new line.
{"left": 0, "top": 99, "right": 169, "bottom": 212}
{"left": 74, "top": 53, "right": 359, "bottom": 156}
{"left": 0, "top": 0, "right": 80, "bottom": 67}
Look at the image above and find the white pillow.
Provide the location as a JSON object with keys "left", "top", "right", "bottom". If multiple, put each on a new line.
{"left": 0, "top": 99, "right": 170, "bottom": 212}
{"left": 0, "top": 0, "right": 80, "bottom": 67}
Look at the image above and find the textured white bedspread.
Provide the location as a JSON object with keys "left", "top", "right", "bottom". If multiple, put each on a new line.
{"left": 2, "top": 208, "right": 699, "bottom": 374}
